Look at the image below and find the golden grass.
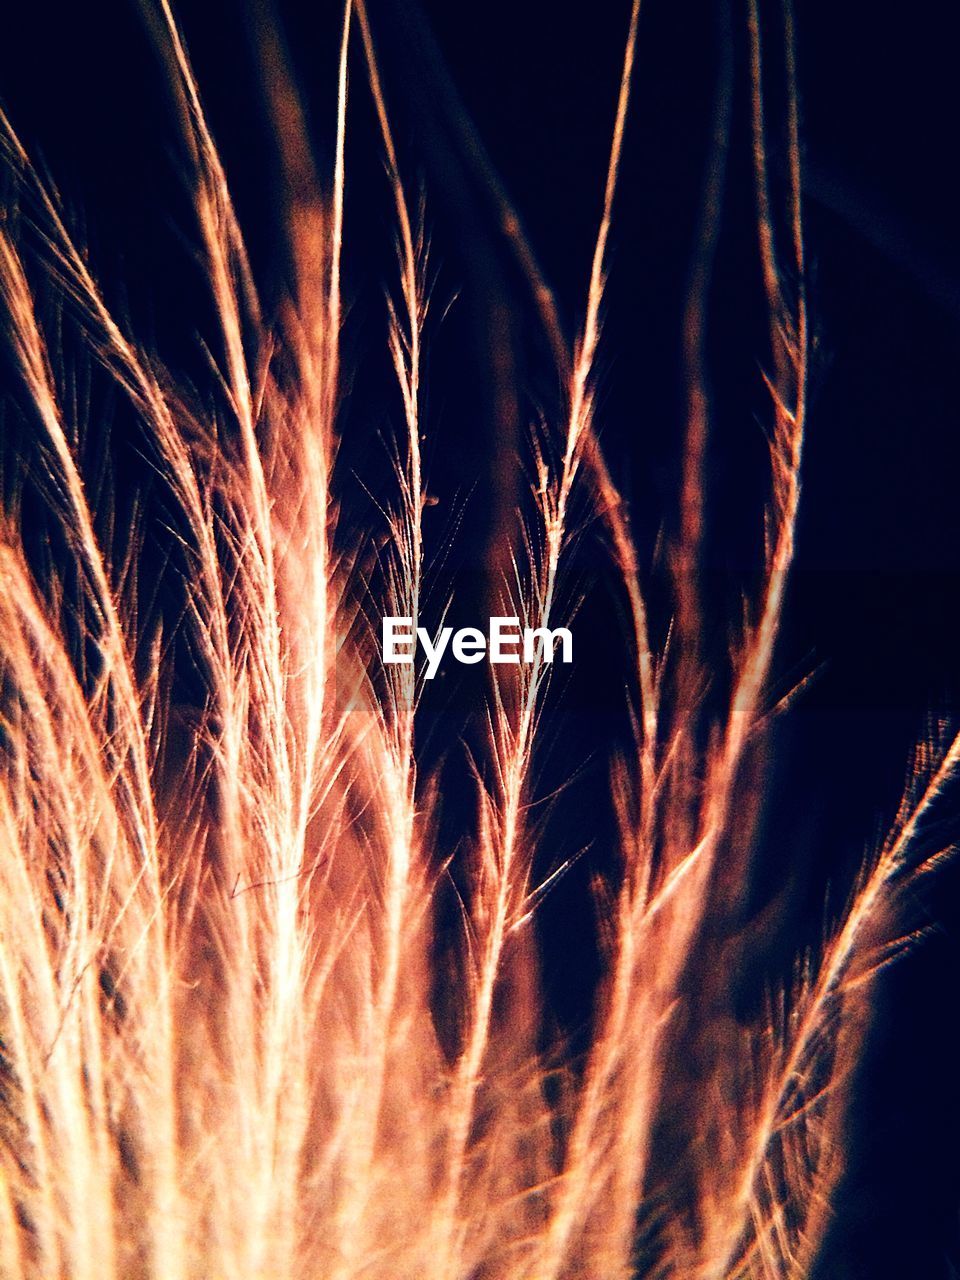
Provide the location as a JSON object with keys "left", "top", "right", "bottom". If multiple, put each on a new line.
{"left": 0, "top": 2, "right": 955, "bottom": 1277}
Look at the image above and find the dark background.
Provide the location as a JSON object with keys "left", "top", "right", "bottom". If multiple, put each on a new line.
{"left": 2, "top": 1, "right": 960, "bottom": 1274}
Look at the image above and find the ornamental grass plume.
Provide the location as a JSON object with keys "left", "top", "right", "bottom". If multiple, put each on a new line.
{"left": 0, "top": 2, "right": 955, "bottom": 1278}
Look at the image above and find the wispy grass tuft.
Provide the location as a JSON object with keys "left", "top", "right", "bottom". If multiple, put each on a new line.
{"left": 0, "top": 2, "right": 954, "bottom": 1278}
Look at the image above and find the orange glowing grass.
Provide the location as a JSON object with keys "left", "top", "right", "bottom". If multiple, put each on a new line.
{"left": 0, "top": 2, "right": 956, "bottom": 1278}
